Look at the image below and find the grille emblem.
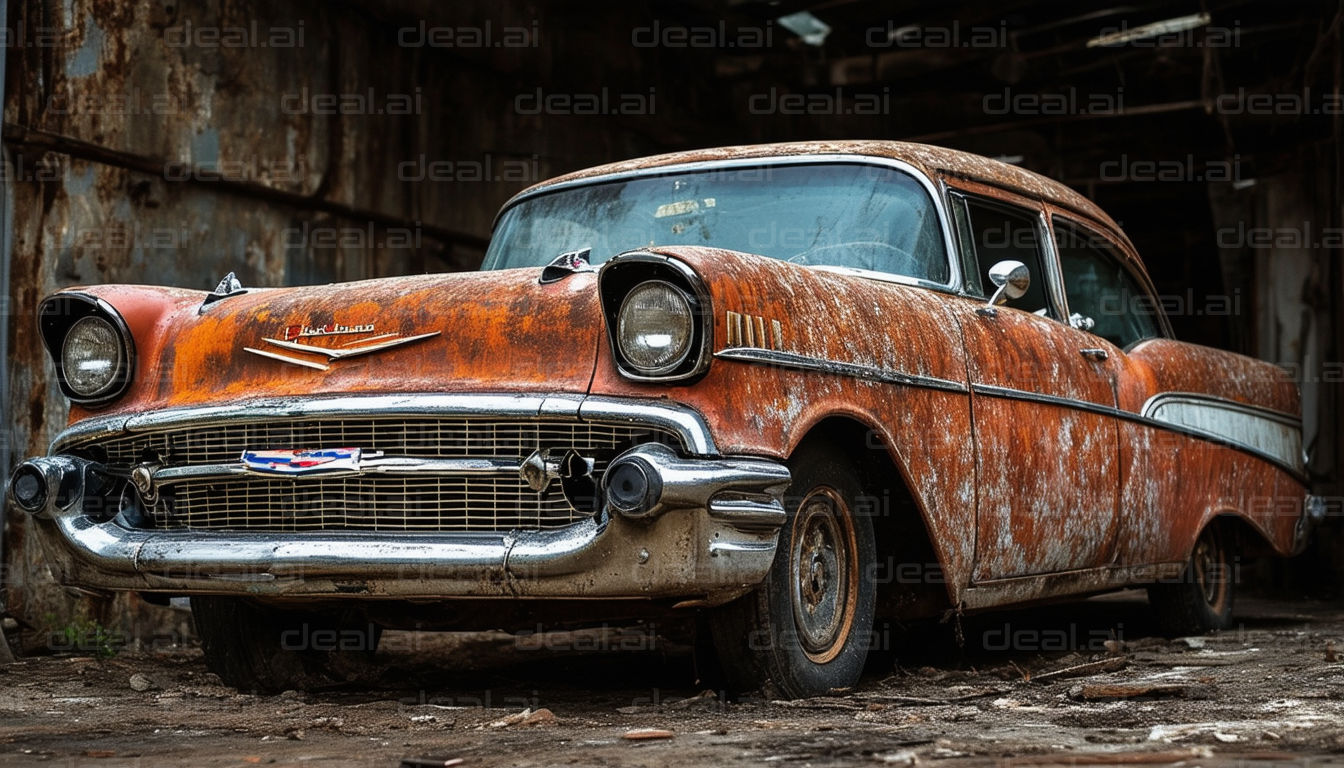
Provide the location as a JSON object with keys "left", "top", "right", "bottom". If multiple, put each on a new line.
{"left": 241, "top": 448, "right": 367, "bottom": 475}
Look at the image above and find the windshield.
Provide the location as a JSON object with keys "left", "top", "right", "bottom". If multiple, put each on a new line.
{"left": 482, "top": 162, "right": 951, "bottom": 284}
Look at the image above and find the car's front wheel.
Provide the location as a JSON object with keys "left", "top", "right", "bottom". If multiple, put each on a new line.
{"left": 710, "top": 442, "right": 876, "bottom": 698}
{"left": 193, "top": 597, "right": 381, "bottom": 693}
{"left": 1148, "top": 523, "right": 1236, "bottom": 636}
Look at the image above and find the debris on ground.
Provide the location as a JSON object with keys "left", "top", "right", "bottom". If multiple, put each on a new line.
{"left": 127, "top": 672, "right": 157, "bottom": 691}
{"left": 0, "top": 596, "right": 1341, "bottom": 766}
{"left": 1068, "top": 683, "right": 1212, "bottom": 700}
{"left": 400, "top": 758, "right": 464, "bottom": 768}
{"left": 1031, "top": 656, "right": 1129, "bottom": 682}
{"left": 624, "top": 728, "right": 675, "bottom": 740}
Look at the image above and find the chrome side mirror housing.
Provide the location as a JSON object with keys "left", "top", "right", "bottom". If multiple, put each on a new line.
{"left": 977, "top": 260, "right": 1030, "bottom": 316}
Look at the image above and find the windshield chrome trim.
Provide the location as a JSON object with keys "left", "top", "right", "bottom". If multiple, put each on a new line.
{"left": 489, "top": 154, "right": 964, "bottom": 293}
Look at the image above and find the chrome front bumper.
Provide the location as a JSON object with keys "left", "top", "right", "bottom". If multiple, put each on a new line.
{"left": 10, "top": 395, "right": 791, "bottom": 604}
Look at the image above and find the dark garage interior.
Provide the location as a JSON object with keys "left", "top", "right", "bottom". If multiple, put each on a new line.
{"left": 1, "top": 0, "right": 1343, "bottom": 762}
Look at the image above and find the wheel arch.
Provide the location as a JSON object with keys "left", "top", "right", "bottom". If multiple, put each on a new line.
{"left": 788, "top": 414, "right": 956, "bottom": 620}
{"left": 1203, "top": 510, "right": 1279, "bottom": 560}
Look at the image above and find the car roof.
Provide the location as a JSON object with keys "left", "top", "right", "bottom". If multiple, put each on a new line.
{"left": 512, "top": 140, "right": 1137, "bottom": 255}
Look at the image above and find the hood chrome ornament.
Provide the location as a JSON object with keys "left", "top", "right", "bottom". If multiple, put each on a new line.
{"left": 199, "top": 271, "right": 248, "bottom": 312}
{"left": 243, "top": 325, "right": 440, "bottom": 371}
{"left": 539, "top": 248, "right": 596, "bottom": 284}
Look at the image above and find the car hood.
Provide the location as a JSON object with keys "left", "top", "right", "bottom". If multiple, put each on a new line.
{"left": 63, "top": 268, "right": 602, "bottom": 419}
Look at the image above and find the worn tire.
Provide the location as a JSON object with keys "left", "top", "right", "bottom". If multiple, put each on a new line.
{"left": 1148, "top": 524, "right": 1236, "bottom": 637}
{"left": 193, "top": 597, "right": 381, "bottom": 693}
{"left": 710, "top": 442, "right": 876, "bottom": 699}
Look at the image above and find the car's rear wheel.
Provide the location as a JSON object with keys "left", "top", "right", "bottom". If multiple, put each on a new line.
{"left": 1148, "top": 523, "right": 1235, "bottom": 636}
{"left": 709, "top": 442, "right": 876, "bottom": 698}
{"left": 193, "top": 597, "right": 381, "bottom": 693}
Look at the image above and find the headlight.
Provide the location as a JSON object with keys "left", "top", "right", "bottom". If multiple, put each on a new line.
{"left": 61, "top": 316, "right": 125, "bottom": 398}
{"left": 616, "top": 281, "right": 694, "bottom": 375}
{"left": 599, "top": 252, "right": 711, "bottom": 382}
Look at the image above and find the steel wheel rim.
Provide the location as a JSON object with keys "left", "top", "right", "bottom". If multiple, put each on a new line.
{"left": 789, "top": 486, "right": 859, "bottom": 664}
{"left": 1192, "top": 531, "right": 1228, "bottom": 610}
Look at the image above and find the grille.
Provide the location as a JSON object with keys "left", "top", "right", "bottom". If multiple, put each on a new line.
{"left": 67, "top": 419, "right": 678, "bottom": 532}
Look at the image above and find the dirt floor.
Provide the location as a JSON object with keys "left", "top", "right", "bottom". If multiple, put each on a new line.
{"left": 2, "top": 593, "right": 1343, "bottom": 767}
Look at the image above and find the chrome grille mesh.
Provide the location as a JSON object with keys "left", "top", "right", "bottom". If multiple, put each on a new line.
{"left": 69, "top": 419, "right": 677, "bottom": 532}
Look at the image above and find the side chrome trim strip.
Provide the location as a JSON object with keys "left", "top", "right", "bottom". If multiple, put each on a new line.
{"left": 972, "top": 384, "right": 1118, "bottom": 419}
{"left": 973, "top": 385, "right": 1307, "bottom": 484}
{"left": 714, "top": 347, "right": 969, "bottom": 394}
{"left": 52, "top": 393, "right": 720, "bottom": 458}
{"left": 714, "top": 348, "right": 1305, "bottom": 483}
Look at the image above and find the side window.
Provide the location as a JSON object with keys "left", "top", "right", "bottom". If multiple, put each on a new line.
{"left": 1054, "top": 221, "right": 1160, "bottom": 348}
{"left": 960, "top": 197, "right": 1054, "bottom": 317}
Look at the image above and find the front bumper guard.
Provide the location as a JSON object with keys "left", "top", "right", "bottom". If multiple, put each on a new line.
{"left": 10, "top": 444, "right": 791, "bottom": 604}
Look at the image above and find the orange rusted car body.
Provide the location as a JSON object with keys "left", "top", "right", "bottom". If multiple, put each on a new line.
{"left": 12, "top": 140, "right": 1317, "bottom": 623}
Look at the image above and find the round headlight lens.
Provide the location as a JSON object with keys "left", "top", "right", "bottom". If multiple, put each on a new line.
{"left": 61, "top": 316, "right": 124, "bottom": 398}
{"left": 616, "top": 281, "right": 694, "bottom": 375}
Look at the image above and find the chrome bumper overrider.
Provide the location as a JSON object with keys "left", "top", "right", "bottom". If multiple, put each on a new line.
{"left": 9, "top": 394, "right": 791, "bottom": 603}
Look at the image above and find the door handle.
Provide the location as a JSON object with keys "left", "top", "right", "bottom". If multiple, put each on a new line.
{"left": 1080, "top": 348, "right": 1109, "bottom": 362}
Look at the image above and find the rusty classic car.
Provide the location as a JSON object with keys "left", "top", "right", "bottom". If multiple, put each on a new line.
{"left": 9, "top": 141, "right": 1322, "bottom": 696}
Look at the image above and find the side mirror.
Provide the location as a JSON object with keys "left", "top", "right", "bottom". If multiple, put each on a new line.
{"left": 1069, "top": 313, "right": 1096, "bottom": 331}
{"left": 977, "top": 260, "right": 1030, "bottom": 316}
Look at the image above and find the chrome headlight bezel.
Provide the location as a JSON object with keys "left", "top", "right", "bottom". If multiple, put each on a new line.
{"left": 39, "top": 293, "right": 136, "bottom": 406}
{"left": 599, "top": 252, "right": 712, "bottom": 382}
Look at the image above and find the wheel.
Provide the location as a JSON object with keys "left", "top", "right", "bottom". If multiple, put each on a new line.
{"left": 1148, "top": 524, "right": 1235, "bottom": 637}
{"left": 193, "top": 597, "right": 381, "bottom": 693}
{"left": 709, "top": 442, "right": 876, "bottom": 698}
